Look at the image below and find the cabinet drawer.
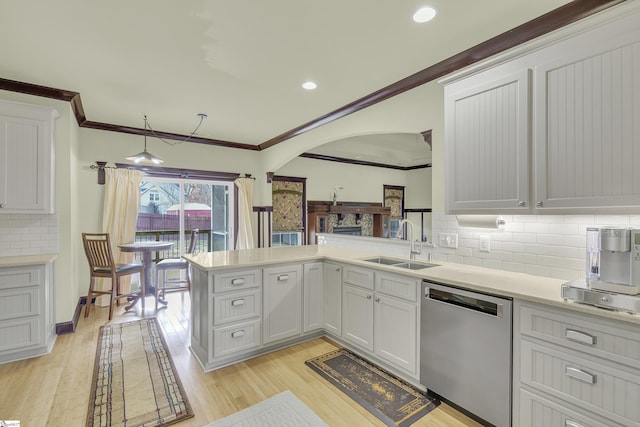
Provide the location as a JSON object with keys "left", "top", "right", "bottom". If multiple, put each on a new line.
{"left": 519, "top": 303, "right": 640, "bottom": 369}
{"left": 343, "top": 266, "right": 374, "bottom": 290}
{"left": 213, "top": 269, "right": 261, "bottom": 293}
{"left": 375, "top": 272, "right": 418, "bottom": 302}
{"left": 0, "top": 317, "right": 41, "bottom": 352}
{"left": 0, "top": 265, "right": 44, "bottom": 290}
{"left": 0, "top": 287, "right": 40, "bottom": 320}
{"left": 213, "top": 289, "right": 261, "bottom": 326}
{"left": 212, "top": 320, "right": 261, "bottom": 359}
{"left": 519, "top": 388, "right": 621, "bottom": 427}
{"left": 521, "top": 340, "right": 640, "bottom": 426}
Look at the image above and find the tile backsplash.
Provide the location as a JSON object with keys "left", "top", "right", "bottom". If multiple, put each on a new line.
{"left": 0, "top": 214, "right": 59, "bottom": 257}
{"left": 320, "top": 213, "right": 640, "bottom": 282}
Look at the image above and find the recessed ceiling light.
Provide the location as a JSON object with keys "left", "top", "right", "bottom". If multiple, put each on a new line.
{"left": 413, "top": 6, "right": 437, "bottom": 23}
{"left": 302, "top": 81, "right": 317, "bottom": 90}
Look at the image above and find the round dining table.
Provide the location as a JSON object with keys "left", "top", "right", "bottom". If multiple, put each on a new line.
{"left": 118, "top": 241, "right": 174, "bottom": 311}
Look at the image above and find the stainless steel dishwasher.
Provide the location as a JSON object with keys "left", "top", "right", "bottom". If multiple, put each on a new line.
{"left": 420, "top": 281, "right": 512, "bottom": 427}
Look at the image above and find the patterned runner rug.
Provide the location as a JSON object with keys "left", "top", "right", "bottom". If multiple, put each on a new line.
{"left": 86, "top": 318, "right": 193, "bottom": 427}
{"left": 306, "top": 349, "right": 439, "bottom": 427}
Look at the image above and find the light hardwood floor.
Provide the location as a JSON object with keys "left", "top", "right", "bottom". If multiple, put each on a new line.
{"left": 0, "top": 294, "right": 481, "bottom": 426}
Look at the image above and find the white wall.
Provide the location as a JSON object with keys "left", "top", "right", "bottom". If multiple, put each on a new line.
{"left": 275, "top": 156, "right": 406, "bottom": 202}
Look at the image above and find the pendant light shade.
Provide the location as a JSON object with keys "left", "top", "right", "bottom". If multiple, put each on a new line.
{"left": 126, "top": 115, "right": 164, "bottom": 164}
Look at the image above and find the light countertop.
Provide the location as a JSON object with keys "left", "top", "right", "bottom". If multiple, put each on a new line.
{"left": 183, "top": 245, "right": 640, "bottom": 325}
{"left": 0, "top": 253, "right": 58, "bottom": 267}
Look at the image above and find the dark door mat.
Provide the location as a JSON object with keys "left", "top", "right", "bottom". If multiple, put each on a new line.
{"left": 305, "top": 348, "right": 439, "bottom": 426}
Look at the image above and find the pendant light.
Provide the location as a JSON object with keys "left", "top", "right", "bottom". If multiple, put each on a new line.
{"left": 126, "top": 115, "right": 164, "bottom": 164}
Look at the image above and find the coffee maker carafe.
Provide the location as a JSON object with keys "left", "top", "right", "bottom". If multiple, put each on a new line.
{"left": 588, "top": 227, "right": 640, "bottom": 295}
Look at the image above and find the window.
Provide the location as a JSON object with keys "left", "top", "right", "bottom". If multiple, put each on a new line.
{"left": 137, "top": 177, "right": 235, "bottom": 260}
{"left": 272, "top": 232, "right": 301, "bottom": 247}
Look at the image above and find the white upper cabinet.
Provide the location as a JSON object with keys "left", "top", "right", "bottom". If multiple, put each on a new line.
{"left": 445, "top": 69, "right": 530, "bottom": 213}
{"left": 534, "top": 38, "right": 640, "bottom": 210}
{"left": 443, "top": 2, "right": 640, "bottom": 214}
{"left": 0, "top": 100, "right": 58, "bottom": 214}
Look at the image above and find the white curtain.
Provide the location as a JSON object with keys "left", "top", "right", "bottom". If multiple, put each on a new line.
{"left": 235, "top": 177, "right": 255, "bottom": 250}
{"left": 99, "top": 168, "right": 145, "bottom": 302}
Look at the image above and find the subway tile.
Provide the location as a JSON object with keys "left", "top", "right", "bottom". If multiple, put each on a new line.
{"left": 502, "top": 262, "right": 525, "bottom": 273}
{"left": 563, "top": 215, "right": 595, "bottom": 224}
{"left": 536, "top": 234, "right": 565, "bottom": 246}
{"left": 595, "top": 215, "right": 630, "bottom": 225}
{"left": 524, "top": 223, "right": 550, "bottom": 233}
{"left": 536, "top": 255, "right": 566, "bottom": 268}
{"left": 447, "top": 255, "right": 464, "bottom": 264}
{"left": 536, "top": 215, "right": 565, "bottom": 224}
{"left": 547, "top": 268, "right": 582, "bottom": 281}
{"left": 463, "top": 257, "right": 482, "bottom": 267}
{"left": 524, "top": 264, "right": 551, "bottom": 277}
{"left": 502, "top": 241, "right": 525, "bottom": 253}
{"left": 549, "top": 223, "right": 580, "bottom": 235}
{"left": 482, "top": 259, "right": 502, "bottom": 270}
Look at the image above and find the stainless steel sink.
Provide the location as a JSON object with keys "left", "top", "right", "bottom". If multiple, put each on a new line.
{"left": 363, "top": 256, "right": 406, "bottom": 265}
{"left": 392, "top": 262, "right": 437, "bottom": 270}
{"left": 362, "top": 257, "right": 437, "bottom": 270}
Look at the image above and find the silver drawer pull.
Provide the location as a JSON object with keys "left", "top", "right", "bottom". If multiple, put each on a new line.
{"left": 231, "top": 278, "right": 245, "bottom": 285}
{"left": 565, "top": 366, "right": 596, "bottom": 384}
{"left": 565, "top": 420, "right": 585, "bottom": 427}
{"left": 565, "top": 329, "right": 596, "bottom": 346}
{"left": 231, "top": 330, "right": 245, "bottom": 338}
{"left": 231, "top": 299, "right": 245, "bottom": 306}
{"left": 277, "top": 274, "right": 289, "bottom": 281}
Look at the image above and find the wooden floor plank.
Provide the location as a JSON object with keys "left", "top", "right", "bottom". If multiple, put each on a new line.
{"left": 0, "top": 294, "right": 481, "bottom": 426}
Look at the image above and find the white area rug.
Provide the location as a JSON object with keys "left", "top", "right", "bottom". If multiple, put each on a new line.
{"left": 204, "top": 390, "right": 328, "bottom": 427}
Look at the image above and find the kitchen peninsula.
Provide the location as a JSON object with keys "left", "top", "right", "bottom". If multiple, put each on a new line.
{"left": 184, "top": 244, "right": 640, "bottom": 427}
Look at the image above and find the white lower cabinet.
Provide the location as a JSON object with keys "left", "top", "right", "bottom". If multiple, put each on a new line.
{"left": 514, "top": 301, "right": 640, "bottom": 427}
{"left": 374, "top": 293, "right": 417, "bottom": 375}
{"left": 303, "top": 262, "right": 324, "bottom": 333}
{"left": 263, "top": 265, "right": 303, "bottom": 344}
{"left": 322, "top": 262, "right": 342, "bottom": 336}
{"left": 0, "top": 261, "right": 56, "bottom": 364}
{"left": 188, "top": 260, "right": 417, "bottom": 380}
{"left": 342, "top": 283, "right": 374, "bottom": 351}
{"left": 342, "top": 266, "right": 419, "bottom": 377}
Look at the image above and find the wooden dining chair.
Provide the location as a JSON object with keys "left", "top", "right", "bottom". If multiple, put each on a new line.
{"left": 154, "top": 229, "right": 199, "bottom": 310}
{"left": 82, "top": 232, "right": 145, "bottom": 320}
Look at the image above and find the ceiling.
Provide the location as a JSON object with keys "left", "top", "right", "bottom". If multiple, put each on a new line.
{"left": 1, "top": 0, "right": 605, "bottom": 166}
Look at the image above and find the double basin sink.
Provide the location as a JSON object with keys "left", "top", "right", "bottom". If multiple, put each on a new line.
{"left": 362, "top": 256, "right": 438, "bottom": 270}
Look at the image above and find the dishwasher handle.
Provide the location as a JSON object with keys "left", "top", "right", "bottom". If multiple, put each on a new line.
{"left": 424, "top": 285, "right": 504, "bottom": 318}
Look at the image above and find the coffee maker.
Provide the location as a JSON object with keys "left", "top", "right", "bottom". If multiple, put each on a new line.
{"left": 586, "top": 227, "right": 640, "bottom": 295}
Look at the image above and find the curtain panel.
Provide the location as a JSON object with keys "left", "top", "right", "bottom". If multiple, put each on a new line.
{"left": 384, "top": 187, "right": 404, "bottom": 219}
{"left": 272, "top": 180, "right": 304, "bottom": 232}
{"left": 99, "top": 168, "right": 145, "bottom": 303}
{"left": 235, "top": 177, "right": 255, "bottom": 249}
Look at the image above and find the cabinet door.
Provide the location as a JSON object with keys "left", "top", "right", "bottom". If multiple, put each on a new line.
{"left": 446, "top": 69, "right": 530, "bottom": 213}
{"left": 0, "top": 101, "right": 56, "bottom": 213}
{"left": 303, "top": 262, "right": 324, "bottom": 333}
{"left": 262, "top": 265, "right": 302, "bottom": 344}
{"left": 534, "top": 38, "right": 640, "bottom": 210}
{"left": 323, "top": 262, "right": 342, "bottom": 336}
{"left": 342, "top": 284, "right": 374, "bottom": 352}
{"left": 374, "top": 294, "right": 417, "bottom": 375}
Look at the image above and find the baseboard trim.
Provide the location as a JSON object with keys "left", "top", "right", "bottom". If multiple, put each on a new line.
{"left": 55, "top": 296, "right": 87, "bottom": 335}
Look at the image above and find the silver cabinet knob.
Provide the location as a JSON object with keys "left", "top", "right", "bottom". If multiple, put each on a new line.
{"left": 536, "top": 201, "right": 543, "bottom": 207}
{"left": 518, "top": 201, "right": 526, "bottom": 207}
{"left": 366, "top": 294, "right": 372, "bottom": 300}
